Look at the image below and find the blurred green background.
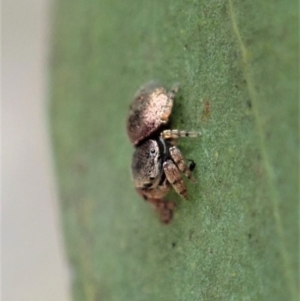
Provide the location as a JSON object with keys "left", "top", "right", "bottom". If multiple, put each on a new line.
{"left": 51, "top": 0, "right": 298, "bottom": 300}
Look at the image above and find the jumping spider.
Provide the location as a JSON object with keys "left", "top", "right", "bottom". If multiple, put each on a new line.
{"left": 127, "top": 81, "right": 200, "bottom": 224}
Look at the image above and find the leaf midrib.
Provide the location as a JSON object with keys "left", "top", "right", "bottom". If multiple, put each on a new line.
{"left": 228, "top": 0, "right": 297, "bottom": 299}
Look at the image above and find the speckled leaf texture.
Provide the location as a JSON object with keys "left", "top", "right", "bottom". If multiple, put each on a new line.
{"left": 50, "top": 0, "right": 299, "bottom": 300}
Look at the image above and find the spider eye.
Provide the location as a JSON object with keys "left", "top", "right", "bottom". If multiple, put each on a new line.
{"left": 150, "top": 148, "right": 155, "bottom": 155}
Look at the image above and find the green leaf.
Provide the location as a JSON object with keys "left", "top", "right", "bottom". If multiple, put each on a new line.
{"left": 50, "top": 0, "right": 298, "bottom": 300}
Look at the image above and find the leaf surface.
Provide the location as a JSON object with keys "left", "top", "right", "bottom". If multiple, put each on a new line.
{"left": 51, "top": 0, "right": 298, "bottom": 300}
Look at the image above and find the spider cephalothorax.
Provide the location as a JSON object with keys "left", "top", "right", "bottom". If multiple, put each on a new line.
{"left": 127, "top": 81, "right": 200, "bottom": 223}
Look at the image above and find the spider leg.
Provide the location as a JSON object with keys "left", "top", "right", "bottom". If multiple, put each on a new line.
{"left": 159, "top": 83, "right": 179, "bottom": 123}
{"left": 169, "top": 146, "right": 196, "bottom": 183}
{"left": 167, "top": 83, "right": 179, "bottom": 100}
{"left": 135, "top": 183, "right": 175, "bottom": 224}
{"left": 159, "top": 96, "right": 175, "bottom": 125}
{"left": 161, "top": 129, "right": 201, "bottom": 139}
{"left": 148, "top": 198, "right": 176, "bottom": 224}
{"left": 163, "top": 159, "right": 188, "bottom": 199}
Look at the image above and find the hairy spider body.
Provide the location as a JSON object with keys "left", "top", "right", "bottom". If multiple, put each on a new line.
{"left": 127, "top": 81, "right": 200, "bottom": 223}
